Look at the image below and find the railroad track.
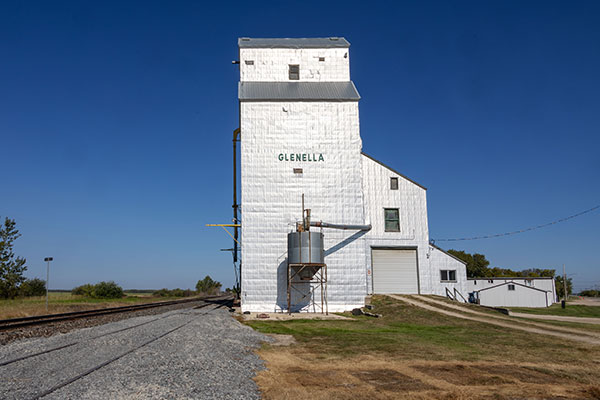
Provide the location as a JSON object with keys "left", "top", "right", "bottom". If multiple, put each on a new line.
{"left": 0, "top": 295, "right": 232, "bottom": 331}
{"left": 0, "top": 297, "right": 235, "bottom": 399}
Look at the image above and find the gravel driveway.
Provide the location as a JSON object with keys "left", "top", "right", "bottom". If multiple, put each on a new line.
{"left": 0, "top": 303, "right": 271, "bottom": 399}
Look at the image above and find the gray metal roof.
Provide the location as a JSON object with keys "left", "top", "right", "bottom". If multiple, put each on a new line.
{"left": 238, "top": 37, "right": 350, "bottom": 49}
{"left": 239, "top": 81, "right": 360, "bottom": 101}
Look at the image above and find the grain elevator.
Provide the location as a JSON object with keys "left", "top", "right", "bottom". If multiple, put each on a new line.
{"left": 235, "top": 37, "right": 467, "bottom": 313}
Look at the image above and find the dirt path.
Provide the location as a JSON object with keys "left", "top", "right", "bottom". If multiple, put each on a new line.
{"left": 509, "top": 312, "right": 600, "bottom": 325}
{"left": 388, "top": 295, "right": 600, "bottom": 345}
{"left": 413, "top": 295, "right": 600, "bottom": 338}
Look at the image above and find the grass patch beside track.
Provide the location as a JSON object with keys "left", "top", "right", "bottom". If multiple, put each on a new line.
{"left": 245, "top": 295, "right": 600, "bottom": 399}
{"left": 0, "top": 292, "right": 185, "bottom": 319}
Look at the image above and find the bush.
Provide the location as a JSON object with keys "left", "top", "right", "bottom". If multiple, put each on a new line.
{"left": 72, "top": 281, "right": 123, "bottom": 299}
{"left": 92, "top": 281, "right": 124, "bottom": 299}
{"left": 153, "top": 288, "right": 195, "bottom": 297}
{"left": 153, "top": 288, "right": 171, "bottom": 297}
{"left": 20, "top": 278, "right": 46, "bottom": 297}
{"left": 72, "top": 283, "right": 94, "bottom": 297}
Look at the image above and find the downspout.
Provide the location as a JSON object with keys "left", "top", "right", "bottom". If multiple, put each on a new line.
{"left": 233, "top": 128, "right": 241, "bottom": 292}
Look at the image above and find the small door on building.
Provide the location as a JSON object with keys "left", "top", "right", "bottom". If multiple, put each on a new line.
{"left": 372, "top": 249, "right": 419, "bottom": 294}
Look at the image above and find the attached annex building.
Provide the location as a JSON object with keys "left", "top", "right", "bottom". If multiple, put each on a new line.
{"left": 237, "top": 37, "right": 467, "bottom": 313}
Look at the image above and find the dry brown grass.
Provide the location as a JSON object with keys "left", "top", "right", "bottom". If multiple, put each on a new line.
{"left": 247, "top": 296, "right": 600, "bottom": 399}
{"left": 255, "top": 351, "right": 598, "bottom": 399}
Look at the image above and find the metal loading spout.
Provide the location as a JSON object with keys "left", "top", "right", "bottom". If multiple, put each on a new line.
{"left": 310, "top": 221, "right": 372, "bottom": 231}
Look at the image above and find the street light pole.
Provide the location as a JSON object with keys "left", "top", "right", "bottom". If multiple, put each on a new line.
{"left": 44, "top": 257, "right": 53, "bottom": 311}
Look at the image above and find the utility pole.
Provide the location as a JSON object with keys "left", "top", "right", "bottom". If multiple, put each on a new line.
{"left": 44, "top": 257, "right": 53, "bottom": 312}
{"left": 562, "top": 263, "right": 567, "bottom": 308}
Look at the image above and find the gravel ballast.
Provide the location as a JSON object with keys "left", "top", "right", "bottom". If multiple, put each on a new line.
{"left": 0, "top": 304, "right": 272, "bottom": 399}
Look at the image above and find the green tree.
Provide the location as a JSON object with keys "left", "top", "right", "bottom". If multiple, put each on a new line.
{"left": 20, "top": 278, "right": 46, "bottom": 297}
{"left": 519, "top": 268, "right": 555, "bottom": 278}
{"left": 447, "top": 250, "right": 491, "bottom": 278}
{"left": 579, "top": 289, "right": 599, "bottom": 297}
{"left": 195, "top": 275, "right": 222, "bottom": 295}
{"left": 0, "top": 217, "right": 28, "bottom": 299}
{"left": 555, "top": 276, "right": 573, "bottom": 300}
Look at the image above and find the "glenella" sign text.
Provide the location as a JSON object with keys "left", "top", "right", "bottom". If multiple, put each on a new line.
{"left": 278, "top": 153, "right": 324, "bottom": 162}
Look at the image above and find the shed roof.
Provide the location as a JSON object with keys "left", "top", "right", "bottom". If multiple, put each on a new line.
{"left": 239, "top": 81, "right": 360, "bottom": 101}
{"left": 238, "top": 37, "right": 350, "bottom": 49}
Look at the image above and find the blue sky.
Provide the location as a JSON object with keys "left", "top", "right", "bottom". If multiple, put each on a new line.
{"left": 1, "top": 1, "right": 598, "bottom": 291}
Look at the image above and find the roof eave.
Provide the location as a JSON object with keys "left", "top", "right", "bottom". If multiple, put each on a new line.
{"left": 361, "top": 152, "right": 427, "bottom": 190}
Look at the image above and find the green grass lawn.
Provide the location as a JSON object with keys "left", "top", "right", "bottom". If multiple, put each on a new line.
{"left": 510, "top": 303, "right": 600, "bottom": 318}
{"left": 245, "top": 296, "right": 598, "bottom": 364}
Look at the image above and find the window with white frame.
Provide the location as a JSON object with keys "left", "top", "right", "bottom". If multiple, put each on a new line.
{"left": 508, "top": 284, "right": 515, "bottom": 291}
{"left": 440, "top": 270, "right": 457, "bottom": 282}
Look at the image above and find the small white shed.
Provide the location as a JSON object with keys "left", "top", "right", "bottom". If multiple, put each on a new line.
{"left": 475, "top": 281, "right": 551, "bottom": 308}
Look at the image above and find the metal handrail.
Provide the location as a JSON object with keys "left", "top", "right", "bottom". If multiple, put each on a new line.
{"left": 454, "top": 288, "right": 468, "bottom": 303}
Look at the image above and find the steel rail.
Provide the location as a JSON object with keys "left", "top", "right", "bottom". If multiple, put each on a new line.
{"left": 0, "top": 295, "right": 230, "bottom": 331}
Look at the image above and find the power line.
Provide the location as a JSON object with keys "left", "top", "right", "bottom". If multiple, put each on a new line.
{"left": 432, "top": 204, "right": 599, "bottom": 242}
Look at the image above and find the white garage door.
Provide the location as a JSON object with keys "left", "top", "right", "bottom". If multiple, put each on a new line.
{"left": 372, "top": 249, "right": 419, "bottom": 294}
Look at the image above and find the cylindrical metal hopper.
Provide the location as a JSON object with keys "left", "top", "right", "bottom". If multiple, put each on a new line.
{"left": 287, "top": 231, "right": 324, "bottom": 264}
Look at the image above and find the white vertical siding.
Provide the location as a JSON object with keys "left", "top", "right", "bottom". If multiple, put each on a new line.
{"left": 240, "top": 101, "right": 366, "bottom": 312}
{"left": 240, "top": 48, "right": 350, "bottom": 82}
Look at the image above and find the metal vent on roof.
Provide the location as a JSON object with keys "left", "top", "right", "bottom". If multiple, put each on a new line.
{"left": 329, "top": 37, "right": 339, "bottom": 41}
{"left": 240, "top": 37, "right": 250, "bottom": 41}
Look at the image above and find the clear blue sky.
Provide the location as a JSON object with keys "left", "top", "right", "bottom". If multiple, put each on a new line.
{"left": 1, "top": 1, "right": 598, "bottom": 292}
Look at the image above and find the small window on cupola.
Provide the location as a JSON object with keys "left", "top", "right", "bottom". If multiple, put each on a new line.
{"left": 289, "top": 65, "right": 299, "bottom": 80}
